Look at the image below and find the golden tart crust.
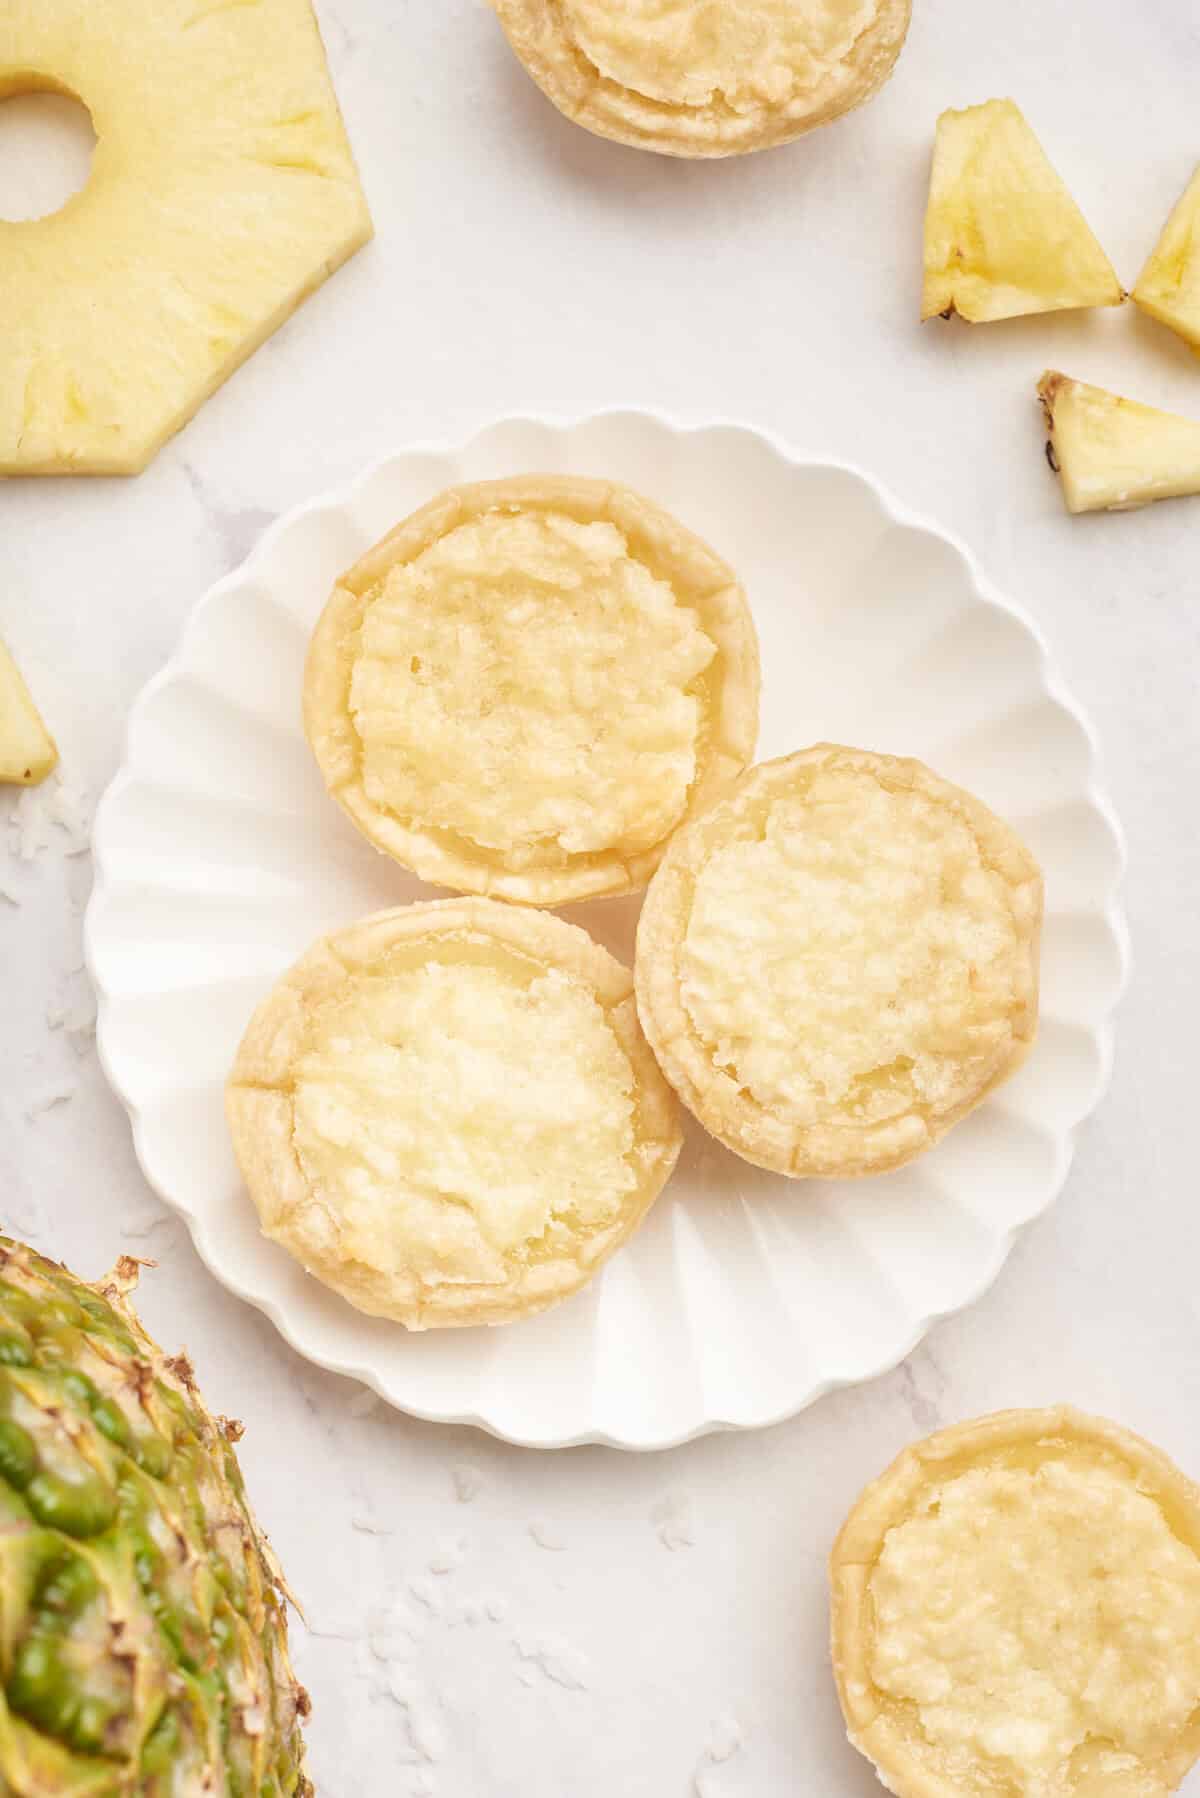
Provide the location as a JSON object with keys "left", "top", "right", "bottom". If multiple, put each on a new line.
{"left": 304, "top": 476, "right": 759, "bottom": 907}
{"left": 489, "top": 0, "right": 912, "bottom": 158}
{"left": 830, "top": 1409, "right": 1200, "bottom": 1798}
{"left": 226, "top": 897, "right": 681, "bottom": 1329}
{"left": 635, "top": 745, "right": 1042, "bottom": 1178}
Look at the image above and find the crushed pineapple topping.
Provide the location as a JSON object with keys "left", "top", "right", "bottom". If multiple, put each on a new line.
{"left": 869, "top": 1459, "right": 1200, "bottom": 1792}
{"left": 560, "top": 0, "right": 878, "bottom": 111}
{"left": 680, "top": 767, "right": 1023, "bottom": 1127}
{"left": 349, "top": 509, "right": 716, "bottom": 867}
{"left": 291, "top": 955, "right": 638, "bottom": 1289}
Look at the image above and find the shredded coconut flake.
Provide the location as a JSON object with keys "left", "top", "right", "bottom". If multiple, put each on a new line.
{"left": 528, "top": 1520, "right": 568, "bottom": 1552}
{"left": 24, "top": 1083, "right": 76, "bottom": 1120}
{"left": 707, "top": 1713, "right": 744, "bottom": 1764}
{"left": 352, "top": 1515, "right": 394, "bottom": 1536}
{"left": 512, "top": 1631, "right": 589, "bottom": 1691}
{"left": 407, "top": 1575, "right": 443, "bottom": 1613}
{"left": 451, "top": 1463, "right": 483, "bottom": 1503}
{"left": 8, "top": 773, "right": 92, "bottom": 862}
{"left": 119, "top": 1204, "right": 171, "bottom": 1240}
{"left": 428, "top": 1536, "right": 467, "bottom": 1575}
{"left": 652, "top": 1493, "right": 695, "bottom": 1550}
{"left": 368, "top": 1601, "right": 422, "bottom": 1662}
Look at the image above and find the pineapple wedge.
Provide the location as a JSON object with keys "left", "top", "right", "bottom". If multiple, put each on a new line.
{"left": 1038, "top": 371, "right": 1200, "bottom": 514}
{"left": 923, "top": 100, "right": 1124, "bottom": 323}
{"left": 1133, "top": 164, "right": 1200, "bottom": 352}
{"left": 0, "top": 638, "right": 57, "bottom": 784}
{"left": 0, "top": 0, "right": 372, "bottom": 476}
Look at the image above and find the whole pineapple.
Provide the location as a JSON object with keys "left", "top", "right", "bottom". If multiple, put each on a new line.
{"left": 0, "top": 1236, "right": 311, "bottom": 1795}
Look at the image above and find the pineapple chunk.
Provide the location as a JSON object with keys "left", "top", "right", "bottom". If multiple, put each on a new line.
{"left": 0, "top": 638, "right": 57, "bottom": 784}
{"left": 0, "top": 1, "right": 372, "bottom": 476}
{"left": 1038, "top": 371, "right": 1200, "bottom": 515}
{"left": 923, "top": 100, "right": 1124, "bottom": 323}
{"left": 1133, "top": 164, "right": 1200, "bottom": 352}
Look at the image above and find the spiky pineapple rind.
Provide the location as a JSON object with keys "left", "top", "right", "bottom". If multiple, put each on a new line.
{"left": 0, "top": 1236, "right": 311, "bottom": 1795}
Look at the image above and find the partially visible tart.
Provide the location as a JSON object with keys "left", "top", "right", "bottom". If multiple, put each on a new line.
{"left": 489, "top": 0, "right": 912, "bottom": 158}
{"left": 635, "top": 745, "right": 1042, "bottom": 1178}
{"left": 226, "top": 898, "right": 681, "bottom": 1329}
{"left": 831, "top": 1409, "right": 1200, "bottom": 1798}
{"left": 304, "top": 477, "right": 759, "bottom": 906}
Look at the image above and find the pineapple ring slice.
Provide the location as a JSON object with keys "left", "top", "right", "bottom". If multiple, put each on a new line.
{"left": 303, "top": 476, "right": 761, "bottom": 906}
{"left": 635, "top": 745, "right": 1043, "bottom": 1179}
{"left": 0, "top": 0, "right": 372, "bottom": 475}
{"left": 831, "top": 1409, "right": 1200, "bottom": 1798}
{"left": 226, "top": 898, "right": 683, "bottom": 1330}
{"left": 489, "top": 0, "right": 912, "bottom": 158}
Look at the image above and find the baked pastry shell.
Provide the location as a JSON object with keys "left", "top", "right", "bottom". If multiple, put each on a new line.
{"left": 226, "top": 896, "right": 683, "bottom": 1329}
{"left": 829, "top": 1407, "right": 1200, "bottom": 1798}
{"left": 635, "top": 744, "right": 1044, "bottom": 1179}
{"left": 303, "top": 475, "right": 760, "bottom": 907}
{"left": 489, "top": 0, "right": 913, "bottom": 158}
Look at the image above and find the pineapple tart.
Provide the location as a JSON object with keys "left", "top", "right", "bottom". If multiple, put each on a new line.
{"left": 303, "top": 477, "right": 761, "bottom": 906}
{"left": 0, "top": 0, "right": 372, "bottom": 475}
{"left": 831, "top": 1409, "right": 1200, "bottom": 1798}
{"left": 635, "top": 745, "right": 1042, "bottom": 1179}
{"left": 489, "top": 0, "right": 912, "bottom": 158}
{"left": 227, "top": 899, "right": 682, "bottom": 1329}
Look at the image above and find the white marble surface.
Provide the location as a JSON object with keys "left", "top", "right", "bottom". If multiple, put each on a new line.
{"left": 4, "top": 2, "right": 1200, "bottom": 1792}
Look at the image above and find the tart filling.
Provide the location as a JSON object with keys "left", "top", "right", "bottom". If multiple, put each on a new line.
{"left": 489, "top": 0, "right": 912, "bottom": 158}
{"left": 831, "top": 1409, "right": 1200, "bottom": 1798}
{"left": 304, "top": 478, "right": 759, "bottom": 905}
{"left": 635, "top": 745, "right": 1042, "bottom": 1177}
{"left": 227, "top": 899, "right": 681, "bottom": 1328}
{"left": 563, "top": 0, "right": 881, "bottom": 112}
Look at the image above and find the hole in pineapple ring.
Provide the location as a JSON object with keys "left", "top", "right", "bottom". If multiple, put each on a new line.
{"left": 0, "top": 87, "right": 96, "bottom": 223}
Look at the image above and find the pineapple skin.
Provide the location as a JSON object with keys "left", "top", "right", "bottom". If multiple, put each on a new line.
{"left": 0, "top": 640, "right": 57, "bottom": 785}
{"left": 0, "top": 1237, "right": 312, "bottom": 1796}
{"left": 923, "top": 99, "right": 1124, "bottom": 324}
{"left": 0, "top": 0, "right": 373, "bottom": 477}
{"left": 1133, "top": 164, "right": 1200, "bottom": 352}
{"left": 1038, "top": 370, "right": 1200, "bottom": 515}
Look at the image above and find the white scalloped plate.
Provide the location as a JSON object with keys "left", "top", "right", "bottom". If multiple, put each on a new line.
{"left": 87, "top": 414, "right": 1128, "bottom": 1450}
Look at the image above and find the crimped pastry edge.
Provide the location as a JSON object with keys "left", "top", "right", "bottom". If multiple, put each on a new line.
{"left": 226, "top": 896, "right": 683, "bottom": 1329}
{"left": 634, "top": 744, "right": 1044, "bottom": 1179}
{"left": 828, "top": 1407, "right": 1200, "bottom": 1798}
{"left": 489, "top": 0, "right": 912, "bottom": 158}
{"left": 303, "top": 475, "right": 760, "bottom": 906}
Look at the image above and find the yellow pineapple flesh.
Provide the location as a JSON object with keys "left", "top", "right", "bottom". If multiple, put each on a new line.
{"left": 1038, "top": 371, "right": 1200, "bottom": 514}
{"left": 0, "top": 0, "right": 373, "bottom": 476}
{"left": 1133, "top": 164, "right": 1200, "bottom": 353}
{"left": 0, "top": 637, "right": 57, "bottom": 784}
{"left": 923, "top": 99, "right": 1124, "bottom": 324}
